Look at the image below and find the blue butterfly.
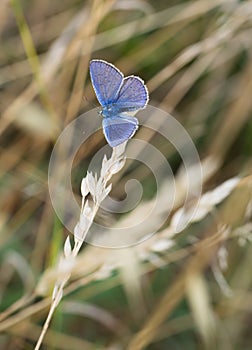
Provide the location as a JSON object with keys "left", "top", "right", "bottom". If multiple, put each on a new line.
{"left": 90, "top": 59, "right": 149, "bottom": 147}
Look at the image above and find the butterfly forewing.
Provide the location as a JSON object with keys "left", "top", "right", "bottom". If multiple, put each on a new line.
{"left": 102, "top": 115, "right": 138, "bottom": 147}
{"left": 90, "top": 60, "right": 124, "bottom": 106}
{"left": 115, "top": 76, "right": 148, "bottom": 111}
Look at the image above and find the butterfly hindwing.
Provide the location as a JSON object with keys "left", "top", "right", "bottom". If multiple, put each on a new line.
{"left": 90, "top": 60, "right": 124, "bottom": 106}
{"left": 102, "top": 115, "right": 138, "bottom": 148}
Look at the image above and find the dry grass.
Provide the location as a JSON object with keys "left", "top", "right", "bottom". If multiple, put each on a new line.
{"left": 1, "top": 0, "right": 252, "bottom": 349}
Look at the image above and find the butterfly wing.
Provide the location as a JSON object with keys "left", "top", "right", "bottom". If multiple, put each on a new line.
{"left": 115, "top": 76, "right": 149, "bottom": 112}
{"left": 90, "top": 60, "right": 124, "bottom": 106}
{"left": 102, "top": 115, "right": 139, "bottom": 147}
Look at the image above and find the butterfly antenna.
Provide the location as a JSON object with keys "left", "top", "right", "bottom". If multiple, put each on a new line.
{"left": 83, "top": 95, "right": 98, "bottom": 109}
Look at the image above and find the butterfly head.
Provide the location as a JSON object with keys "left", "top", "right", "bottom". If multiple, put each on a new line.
{"left": 97, "top": 106, "right": 105, "bottom": 118}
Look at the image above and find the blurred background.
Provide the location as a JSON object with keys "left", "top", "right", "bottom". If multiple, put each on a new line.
{"left": 1, "top": 0, "right": 252, "bottom": 349}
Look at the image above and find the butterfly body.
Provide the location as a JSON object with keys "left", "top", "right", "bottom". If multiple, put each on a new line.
{"left": 90, "top": 60, "right": 148, "bottom": 147}
{"left": 101, "top": 104, "right": 121, "bottom": 118}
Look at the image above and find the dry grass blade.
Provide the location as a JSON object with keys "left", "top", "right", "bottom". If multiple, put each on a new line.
{"left": 128, "top": 177, "right": 252, "bottom": 350}
{"left": 34, "top": 142, "right": 126, "bottom": 349}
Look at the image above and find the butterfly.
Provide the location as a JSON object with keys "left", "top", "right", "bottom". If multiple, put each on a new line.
{"left": 90, "top": 59, "right": 149, "bottom": 147}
